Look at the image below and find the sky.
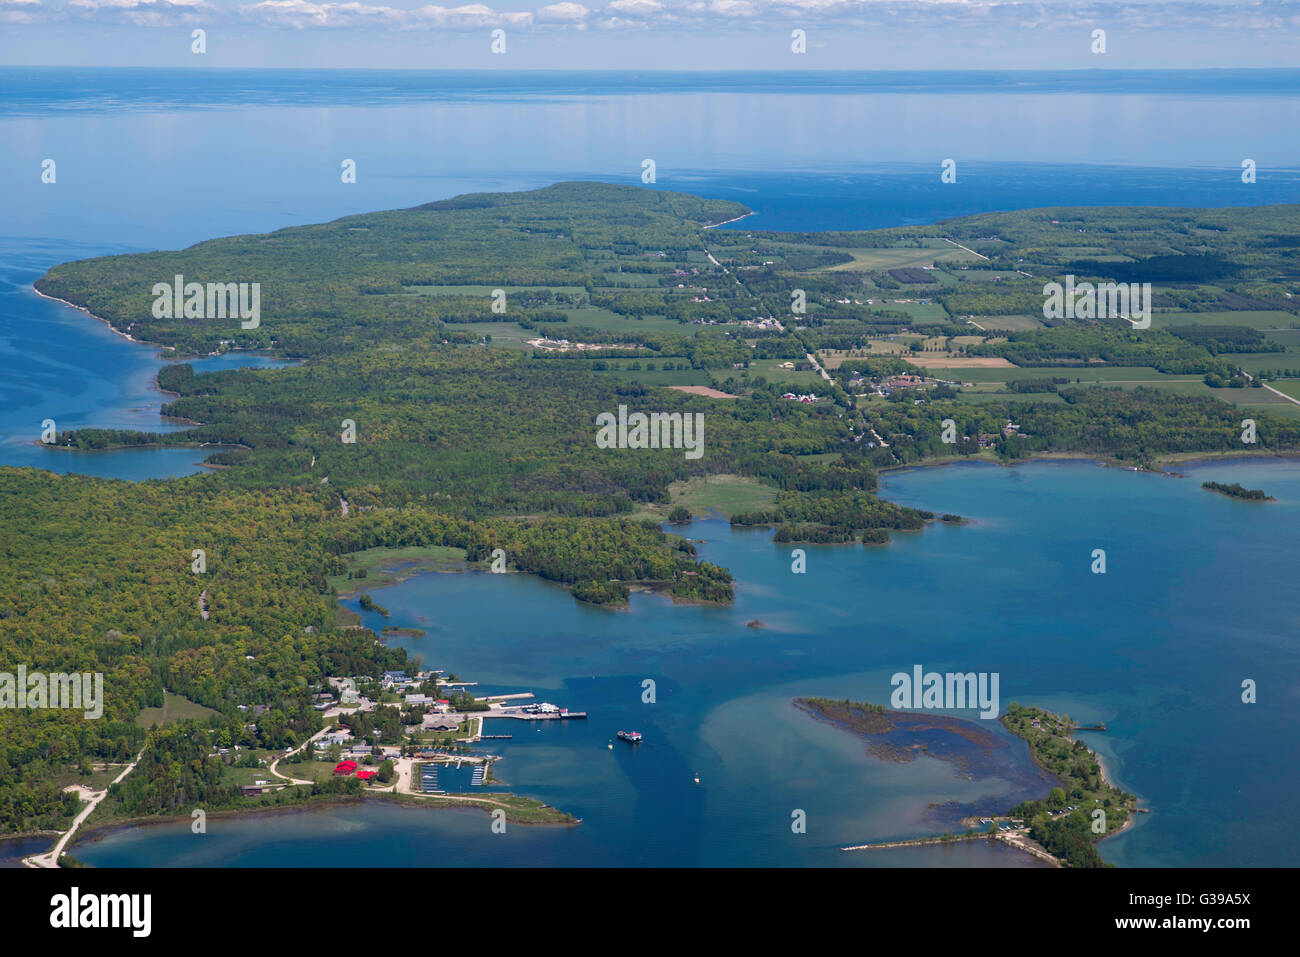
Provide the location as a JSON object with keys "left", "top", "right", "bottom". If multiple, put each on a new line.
{"left": 1, "top": 0, "right": 1299, "bottom": 69}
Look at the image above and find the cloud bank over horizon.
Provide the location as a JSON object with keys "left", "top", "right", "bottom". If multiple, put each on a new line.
{"left": 3, "top": 0, "right": 1299, "bottom": 67}
{"left": 1, "top": 0, "right": 1297, "bottom": 32}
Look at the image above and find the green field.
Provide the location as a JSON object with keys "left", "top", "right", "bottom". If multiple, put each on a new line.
{"left": 884, "top": 301, "right": 949, "bottom": 323}
{"left": 1153, "top": 310, "right": 1300, "bottom": 329}
{"left": 823, "top": 246, "right": 981, "bottom": 271}
{"left": 596, "top": 364, "right": 711, "bottom": 387}
{"left": 924, "top": 365, "right": 1190, "bottom": 386}
{"left": 596, "top": 272, "right": 666, "bottom": 287}
{"left": 465, "top": 321, "right": 536, "bottom": 350}
{"left": 973, "top": 314, "right": 1043, "bottom": 331}
{"left": 1264, "top": 379, "right": 1300, "bottom": 400}
{"left": 747, "top": 358, "right": 825, "bottom": 388}
{"left": 276, "top": 759, "right": 351, "bottom": 784}
{"left": 551, "top": 306, "right": 686, "bottom": 334}
{"left": 135, "top": 691, "right": 218, "bottom": 729}
{"left": 406, "top": 284, "right": 588, "bottom": 297}
{"left": 635, "top": 473, "right": 778, "bottom": 521}
{"left": 328, "top": 545, "right": 468, "bottom": 595}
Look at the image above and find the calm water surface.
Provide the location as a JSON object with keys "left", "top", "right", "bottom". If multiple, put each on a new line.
{"left": 2, "top": 70, "right": 1295, "bottom": 865}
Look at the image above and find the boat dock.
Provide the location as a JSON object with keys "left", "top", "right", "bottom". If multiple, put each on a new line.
{"left": 483, "top": 710, "right": 587, "bottom": 722}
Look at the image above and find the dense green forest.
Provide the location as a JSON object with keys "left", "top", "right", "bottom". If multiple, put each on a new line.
{"left": 1202, "top": 480, "right": 1272, "bottom": 501}
{"left": 1002, "top": 703, "right": 1137, "bottom": 868}
{"left": 8, "top": 183, "right": 1300, "bottom": 835}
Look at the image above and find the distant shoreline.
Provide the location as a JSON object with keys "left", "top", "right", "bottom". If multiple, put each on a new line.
{"left": 32, "top": 286, "right": 166, "bottom": 351}
{"left": 67, "top": 790, "right": 575, "bottom": 860}
{"left": 702, "top": 211, "right": 753, "bottom": 230}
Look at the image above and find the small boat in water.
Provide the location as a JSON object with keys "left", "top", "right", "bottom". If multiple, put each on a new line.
{"left": 607, "top": 741, "right": 613, "bottom": 750}
{"left": 616, "top": 730, "right": 642, "bottom": 744}
{"left": 693, "top": 772, "right": 700, "bottom": 784}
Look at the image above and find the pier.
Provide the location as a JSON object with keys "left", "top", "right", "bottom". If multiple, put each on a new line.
{"left": 483, "top": 710, "right": 587, "bottom": 721}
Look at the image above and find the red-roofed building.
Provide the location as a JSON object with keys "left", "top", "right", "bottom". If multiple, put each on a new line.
{"left": 333, "top": 760, "right": 358, "bottom": 776}
{"left": 356, "top": 769, "right": 377, "bottom": 780}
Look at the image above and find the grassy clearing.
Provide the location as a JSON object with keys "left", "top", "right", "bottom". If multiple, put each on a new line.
{"left": 405, "top": 284, "right": 588, "bottom": 297}
{"left": 974, "top": 314, "right": 1044, "bottom": 331}
{"left": 1152, "top": 310, "right": 1300, "bottom": 329}
{"left": 746, "top": 358, "right": 824, "bottom": 388}
{"left": 635, "top": 473, "right": 777, "bottom": 521}
{"left": 135, "top": 691, "right": 218, "bottom": 729}
{"left": 541, "top": 308, "right": 686, "bottom": 335}
{"left": 467, "top": 321, "right": 536, "bottom": 350}
{"left": 1265, "top": 379, "right": 1300, "bottom": 400}
{"left": 276, "top": 759, "right": 347, "bottom": 784}
{"left": 329, "top": 545, "right": 468, "bottom": 595}
{"left": 822, "top": 246, "right": 979, "bottom": 272}
{"left": 878, "top": 301, "right": 949, "bottom": 322}
{"left": 596, "top": 363, "right": 708, "bottom": 387}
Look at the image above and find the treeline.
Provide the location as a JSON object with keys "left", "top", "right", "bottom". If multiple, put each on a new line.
{"left": 108, "top": 721, "right": 364, "bottom": 819}
{"left": 968, "top": 327, "right": 1235, "bottom": 376}
{"left": 733, "top": 489, "right": 926, "bottom": 538}
{"left": 0, "top": 467, "right": 406, "bottom": 833}
{"left": 1002, "top": 703, "right": 1134, "bottom": 868}
{"left": 1202, "top": 481, "right": 1271, "bottom": 501}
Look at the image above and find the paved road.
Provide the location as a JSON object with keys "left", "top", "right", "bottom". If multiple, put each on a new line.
{"left": 268, "top": 726, "right": 336, "bottom": 785}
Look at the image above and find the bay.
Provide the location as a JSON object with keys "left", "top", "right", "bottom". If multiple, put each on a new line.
{"left": 1, "top": 69, "right": 1295, "bottom": 866}
{"left": 74, "top": 458, "right": 1300, "bottom": 867}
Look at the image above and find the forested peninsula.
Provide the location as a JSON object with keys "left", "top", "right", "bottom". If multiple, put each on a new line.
{"left": 7, "top": 182, "right": 1300, "bottom": 836}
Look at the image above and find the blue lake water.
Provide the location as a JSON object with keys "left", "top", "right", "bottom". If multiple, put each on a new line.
{"left": 75, "top": 458, "right": 1300, "bottom": 867}
{"left": 2, "top": 69, "right": 1298, "bottom": 865}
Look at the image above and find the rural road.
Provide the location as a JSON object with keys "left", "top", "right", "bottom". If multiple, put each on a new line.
{"left": 24, "top": 748, "right": 146, "bottom": 868}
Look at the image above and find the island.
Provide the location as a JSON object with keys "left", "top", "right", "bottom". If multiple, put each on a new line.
{"left": 799, "top": 697, "right": 1138, "bottom": 867}
{"left": 1202, "top": 480, "right": 1274, "bottom": 501}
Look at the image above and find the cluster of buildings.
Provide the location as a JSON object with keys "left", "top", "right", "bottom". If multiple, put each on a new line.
{"left": 781, "top": 392, "right": 818, "bottom": 404}
{"left": 332, "top": 759, "right": 378, "bottom": 781}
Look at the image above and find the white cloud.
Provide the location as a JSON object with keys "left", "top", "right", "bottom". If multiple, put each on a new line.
{"left": 0, "top": 0, "right": 43, "bottom": 25}
{"left": 66, "top": 0, "right": 209, "bottom": 26}
{"left": 15, "top": 0, "right": 1300, "bottom": 34}
{"left": 691, "top": 0, "right": 758, "bottom": 17}
{"left": 606, "top": 0, "right": 661, "bottom": 14}
{"left": 537, "top": 1, "right": 590, "bottom": 20}
{"left": 240, "top": 0, "right": 406, "bottom": 28}
{"left": 412, "top": 3, "right": 533, "bottom": 26}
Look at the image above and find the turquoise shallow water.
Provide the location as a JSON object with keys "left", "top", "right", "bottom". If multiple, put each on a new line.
{"left": 74, "top": 458, "right": 1300, "bottom": 867}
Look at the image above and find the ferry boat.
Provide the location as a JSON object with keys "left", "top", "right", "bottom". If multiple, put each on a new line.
{"left": 616, "top": 730, "right": 642, "bottom": 744}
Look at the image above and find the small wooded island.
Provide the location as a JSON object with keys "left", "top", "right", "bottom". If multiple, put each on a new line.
{"left": 1202, "top": 480, "right": 1273, "bottom": 501}
{"left": 798, "top": 697, "right": 1137, "bottom": 867}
